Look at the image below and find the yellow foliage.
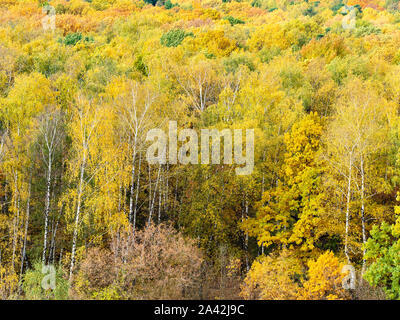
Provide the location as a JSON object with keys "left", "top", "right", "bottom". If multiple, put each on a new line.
{"left": 297, "top": 251, "right": 348, "bottom": 300}
{"left": 183, "top": 30, "right": 237, "bottom": 57}
{"left": 241, "top": 249, "right": 302, "bottom": 300}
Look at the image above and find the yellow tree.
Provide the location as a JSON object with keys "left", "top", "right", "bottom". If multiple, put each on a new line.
{"left": 0, "top": 72, "right": 53, "bottom": 290}
{"left": 105, "top": 77, "right": 161, "bottom": 232}
{"left": 240, "top": 249, "right": 301, "bottom": 300}
{"left": 324, "top": 78, "right": 394, "bottom": 265}
{"left": 65, "top": 95, "right": 106, "bottom": 280}
{"left": 297, "top": 251, "right": 347, "bottom": 300}
{"left": 242, "top": 112, "right": 326, "bottom": 253}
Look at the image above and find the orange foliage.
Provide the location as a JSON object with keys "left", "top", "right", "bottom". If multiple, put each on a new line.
{"left": 300, "top": 34, "right": 349, "bottom": 63}
{"left": 297, "top": 251, "right": 349, "bottom": 300}
{"left": 347, "top": 0, "right": 384, "bottom": 10}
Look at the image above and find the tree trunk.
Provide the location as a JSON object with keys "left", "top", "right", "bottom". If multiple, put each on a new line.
{"left": 133, "top": 152, "right": 141, "bottom": 238}
{"left": 128, "top": 137, "right": 137, "bottom": 224}
{"left": 148, "top": 164, "right": 161, "bottom": 226}
{"left": 42, "top": 156, "right": 52, "bottom": 263}
{"left": 19, "top": 179, "right": 31, "bottom": 292}
{"left": 69, "top": 152, "right": 86, "bottom": 280}
{"left": 345, "top": 153, "right": 352, "bottom": 264}
{"left": 360, "top": 155, "right": 367, "bottom": 273}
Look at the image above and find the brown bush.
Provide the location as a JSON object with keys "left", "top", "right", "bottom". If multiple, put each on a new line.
{"left": 73, "top": 224, "right": 204, "bottom": 300}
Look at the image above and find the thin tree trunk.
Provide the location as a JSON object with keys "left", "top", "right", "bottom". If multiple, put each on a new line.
{"left": 19, "top": 179, "right": 31, "bottom": 291}
{"left": 42, "top": 156, "right": 52, "bottom": 263}
{"left": 50, "top": 203, "right": 63, "bottom": 265}
{"left": 133, "top": 152, "right": 141, "bottom": 238}
{"left": 241, "top": 192, "right": 250, "bottom": 272}
{"left": 69, "top": 152, "right": 86, "bottom": 280}
{"left": 245, "top": 197, "right": 249, "bottom": 272}
{"left": 165, "top": 162, "right": 169, "bottom": 213}
{"left": 345, "top": 153, "right": 352, "bottom": 264}
{"left": 158, "top": 168, "right": 163, "bottom": 224}
{"left": 148, "top": 164, "right": 152, "bottom": 222}
{"left": 360, "top": 155, "right": 367, "bottom": 273}
{"left": 148, "top": 164, "right": 161, "bottom": 226}
{"left": 128, "top": 137, "right": 137, "bottom": 224}
{"left": 11, "top": 170, "right": 20, "bottom": 270}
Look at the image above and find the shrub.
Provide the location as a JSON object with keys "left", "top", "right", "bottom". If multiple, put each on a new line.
{"left": 0, "top": 266, "right": 18, "bottom": 300}
{"left": 160, "top": 29, "right": 194, "bottom": 47}
{"left": 223, "top": 16, "right": 245, "bottom": 26}
{"left": 164, "top": 0, "right": 178, "bottom": 9}
{"left": 331, "top": 0, "right": 345, "bottom": 14}
{"left": 22, "top": 261, "right": 69, "bottom": 300}
{"left": 74, "top": 224, "right": 204, "bottom": 299}
{"left": 59, "top": 33, "right": 94, "bottom": 46}
{"left": 259, "top": 46, "right": 281, "bottom": 64}
{"left": 303, "top": 6, "right": 317, "bottom": 17}
{"left": 62, "top": 33, "right": 82, "bottom": 46}
{"left": 297, "top": 251, "right": 348, "bottom": 300}
{"left": 364, "top": 220, "right": 400, "bottom": 299}
{"left": 223, "top": 54, "right": 255, "bottom": 73}
{"left": 241, "top": 250, "right": 302, "bottom": 300}
{"left": 143, "top": 0, "right": 158, "bottom": 6}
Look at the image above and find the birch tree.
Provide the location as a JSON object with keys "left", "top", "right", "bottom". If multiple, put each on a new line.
{"left": 66, "top": 96, "right": 104, "bottom": 280}
{"left": 36, "top": 108, "right": 64, "bottom": 263}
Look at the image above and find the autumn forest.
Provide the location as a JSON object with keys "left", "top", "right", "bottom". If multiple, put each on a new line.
{"left": 1, "top": 0, "right": 400, "bottom": 300}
